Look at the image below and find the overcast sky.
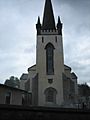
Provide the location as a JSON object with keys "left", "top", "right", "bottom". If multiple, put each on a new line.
{"left": 0, "top": 0, "right": 90, "bottom": 85}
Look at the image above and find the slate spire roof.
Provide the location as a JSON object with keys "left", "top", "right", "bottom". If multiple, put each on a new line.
{"left": 42, "top": 0, "right": 56, "bottom": 30}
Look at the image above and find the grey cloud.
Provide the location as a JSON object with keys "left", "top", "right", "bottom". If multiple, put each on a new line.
{"left": 55, "top": 0, "right": 90, "bottom": 85}
{"left": 24, "top": 45, "right": 36, "bottom": 54}
{"left": 0, "top": 0, "right": 90, "bottom": 85}
{"left": 66, "top": 59, "right": 90, "bottom": 83}
{"left": 55, "top": 0, "right": 90, "bottom": 8}
{"left": 56, "top": 0, "right": 90, "bottom": 85}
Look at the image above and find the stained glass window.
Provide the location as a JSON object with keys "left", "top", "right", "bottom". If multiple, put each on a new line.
{"left": 45, "top": 43, "right": 54, "bottom": 75}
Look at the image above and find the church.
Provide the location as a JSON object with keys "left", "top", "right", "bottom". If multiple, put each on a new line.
{"left": 20, "top": 0, "right": 78, "bottom": 107}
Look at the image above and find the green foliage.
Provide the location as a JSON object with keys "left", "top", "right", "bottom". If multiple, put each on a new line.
{"left": 78, "top": 83, "right": 90, "bottom": 97}
{"left": 4, "top": 76, "right": 20, "bottom": 88}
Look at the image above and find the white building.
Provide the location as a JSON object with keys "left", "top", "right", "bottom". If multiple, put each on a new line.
{"left": 0, "top": 84, "right": 31, "bottom": 106}
{"left": 20, "top": 0, "right": 78, "bottom": 107}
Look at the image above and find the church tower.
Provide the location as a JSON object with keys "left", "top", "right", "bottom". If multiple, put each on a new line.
{"left": 36, "top": 0, "right": 64, "bottom": 106}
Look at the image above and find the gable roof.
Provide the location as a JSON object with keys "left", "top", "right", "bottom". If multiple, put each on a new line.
{"left": 20, "top": 73, "right": 28, "bottom": 80}
{"left": 28, "top": 64, "right": 36, "bottom": 72}
{"left": 64, "top": 65, "right": 72, "bottom": 71}
{"left": 71, "top": 72, "right": 78, "bottom": 79}
{"left": 0, "top": 84, "right": 28, "bottom": 92}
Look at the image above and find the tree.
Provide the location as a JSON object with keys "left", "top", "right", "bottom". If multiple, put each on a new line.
{"left": 10, "top": 76, "right": 14, "bottom": 81}
{"left": 78, "top": 83, "right": 90, "bottom": 107}
{"left": 4, "top": 76, "right": 20, "bottom": 88}
{"left": 78, "top": 83, "right": 90, "bottom": 97}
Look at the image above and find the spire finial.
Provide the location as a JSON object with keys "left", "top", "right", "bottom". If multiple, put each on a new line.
{"left": 57, "top": 16, "right": 62, "bottom": 35}
{"left": 37, "top": 16, "right": 40, "bottom": 24}
{"left": 58, "top": 16, "right": 61, "bottom": 24}
{"left": 36, "top": 16, "right": 41, "bottom": 35}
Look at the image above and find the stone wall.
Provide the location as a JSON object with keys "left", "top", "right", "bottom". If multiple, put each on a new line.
{"left": 0, "top": 84, "right": 31, "bottom": 106}
{"left": 0, "top": 104, "right": 90, "bottom": 120}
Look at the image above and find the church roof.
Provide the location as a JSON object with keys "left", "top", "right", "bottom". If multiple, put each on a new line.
{"left": 28, "top": 65, "right": 36, "bottom": 72}
{"left": 71, "top": 72, "right": 78, "bottom": 79}
{"left": 0, "top": 84, "right": 27, "bottom": 92}
{"left": 64, "top": 65, "right": 72, "bottom": 71}
{"left": 20, "top": 73, "right": 28, "bottom": 80}
{"left": 42, "top": 0, "right": 56, "bottom": 30}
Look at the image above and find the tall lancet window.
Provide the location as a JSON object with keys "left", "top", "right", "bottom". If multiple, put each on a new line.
{"left": 45, "top": 43, "right": 54, "bottom": 75}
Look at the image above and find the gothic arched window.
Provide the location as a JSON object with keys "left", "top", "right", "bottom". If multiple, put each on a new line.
{"left": 45, "top": 43, "right": 54, "bottom": 75}
{"left": 44, "top": 87, "right": 57, "bottom": 103}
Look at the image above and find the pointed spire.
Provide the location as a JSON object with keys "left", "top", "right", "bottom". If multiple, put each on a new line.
{"left": 57, "top": 16, "right": 62, "bottom": 28}
{"left": 37, "top": 16, "right": 41, "bottom": 24}
{"left": 57, "top": 16, "right": 62, "bottom": 35}
{"left": 36, "top": 16, "right": 41, "bottom": 35}
{"left": 42, "top": 0, "right": 56, "bottom": 30}
{"left": 58, "top": 16, "right": 61, "bottom": 24}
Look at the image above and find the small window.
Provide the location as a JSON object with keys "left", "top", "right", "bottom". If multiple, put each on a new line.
{"left": 55, "top": 36, "right": 57, "bottom": 42}
{"left": 42, "top": 37, "right": 44, "bottom": 43}
{"left": 48, "top": 79, "right": 53, "bottom": 84}
{"left": 5, "top": 92, "right": 11, "bottom": 104}
{"left": 22, "top": 93, "right": 25, "bottom": 105}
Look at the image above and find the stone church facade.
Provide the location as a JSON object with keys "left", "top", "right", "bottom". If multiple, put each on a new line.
{"left": 20, "top": 0, "right": 78, "bottom": 107}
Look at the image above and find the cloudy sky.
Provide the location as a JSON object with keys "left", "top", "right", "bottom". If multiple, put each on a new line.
{"left": 0, "top": 0, "right": 90, "bottom": 85}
